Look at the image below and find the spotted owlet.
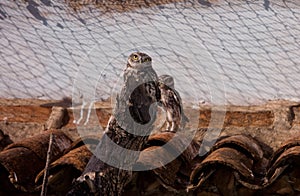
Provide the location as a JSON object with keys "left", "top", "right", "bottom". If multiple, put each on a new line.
{"left": 158, "top": 74, "right": 189, "bottom": 132}
{"left": 118, "top": 52, "right": 160, "bottom": 126}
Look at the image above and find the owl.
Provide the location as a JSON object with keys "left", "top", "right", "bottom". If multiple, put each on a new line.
{"left": 118, "top": 52, "right": 160, "bottom": 126}
{"left": 67, "top": 53, "right": 160, "bottom": 195}
{"left": 158, "top": 74, "right": 189, "bottom": 132}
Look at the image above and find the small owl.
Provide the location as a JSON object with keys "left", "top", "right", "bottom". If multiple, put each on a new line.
{"left": 119, "top": 52, "right": 160, "bottom": 125}
{"left": 69, "top": 53, "right": 160, "bottom": 195}
{"left": 158, "top": 74, "right": 189, "bottom": 132}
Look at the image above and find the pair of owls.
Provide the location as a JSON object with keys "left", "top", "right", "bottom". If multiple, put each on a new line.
{"left": 124, "top": 52, "right": 188, "bottom": 132}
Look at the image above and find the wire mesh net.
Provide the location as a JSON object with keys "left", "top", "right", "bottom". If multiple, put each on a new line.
{"left": 1, "top": 0, "right": 300, "bottom": 105}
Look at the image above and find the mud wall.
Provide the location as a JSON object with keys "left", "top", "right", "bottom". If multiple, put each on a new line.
{"left": 0, "top": 99, "right": 299, "bottom": 150}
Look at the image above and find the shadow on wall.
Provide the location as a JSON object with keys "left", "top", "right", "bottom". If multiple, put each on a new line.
{"left": 65, "top": 0, "right": 199, "bottom": 12}
{"left": 26, "top": 0, "right": 48, "bottom": 25}
{"left": 21, "top": 0, "right": 216, "bottom": 26}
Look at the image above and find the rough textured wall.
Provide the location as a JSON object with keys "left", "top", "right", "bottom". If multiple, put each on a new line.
{"left": 1, "top": 99, "right": 300, "bottom": 195}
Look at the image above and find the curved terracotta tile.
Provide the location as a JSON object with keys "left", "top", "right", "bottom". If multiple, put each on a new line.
{"left": 0, "top": 130, "right": 73, "bottom": 192}
{"left": 211, "top": 134, "right": 264, "bottom": 161}
{"left": 35, "top": 145, "right": 93, "bottom": 195}
{"left": 146, "top": 132, "right": 199, "bottom": 163}
{"left": 267, "top": 146, "right": 300, "bottom": 184}
{"left": 189, "top": 147, "right": 255, "bottom": 190}
{"left": 268, "top": 135, "right": 300, "bottom": 168}
{"left": 5, "top": 130, "right": 73, "bottom": 161}
{"left": 0, "top": 147, "right": 44, "bottom": 192}
{"left": 136, "top": 132, "right": 199, "bottom": 192}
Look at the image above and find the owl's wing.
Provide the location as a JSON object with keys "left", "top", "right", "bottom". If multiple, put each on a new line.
{"left": 141, "top": 67, "right": 160, "bottom": 103}
{"left": 174, "top": 89, "right": 189, "bottom": 123}
{"left": 173, "top": 90, "right": 181, "bottom": 106}
{"left": 129, "top": 81, "right": 158, "bottom": 124}
{"left": 125, "top": 68, "right": 159, "bottom": 125}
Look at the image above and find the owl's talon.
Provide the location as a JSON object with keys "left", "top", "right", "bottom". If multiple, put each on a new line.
{"left": 162, "top": 129, "right": 176, "bottom": 133}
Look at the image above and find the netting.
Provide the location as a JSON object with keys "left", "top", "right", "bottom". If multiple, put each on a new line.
{"left": 1, "top": 0, "right": 300, "bottom": 105}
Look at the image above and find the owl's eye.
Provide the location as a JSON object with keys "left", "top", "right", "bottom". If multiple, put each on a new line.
{"left": 132, "top": 55, "right": 139, "bottom": 61}
{"left": 144, "top": 58, "right": 151, "bottom": 62}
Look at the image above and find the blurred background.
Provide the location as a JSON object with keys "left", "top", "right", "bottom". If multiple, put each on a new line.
{"left": 1, "top": 0, "right": 300, "bottom": 105}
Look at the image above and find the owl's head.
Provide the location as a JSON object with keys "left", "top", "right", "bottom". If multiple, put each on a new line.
{"left": 158, "top": 74, "right": 175, "bottom": 89}
{"left": 127, "top": 52, "right": 152, "bottom": 69}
